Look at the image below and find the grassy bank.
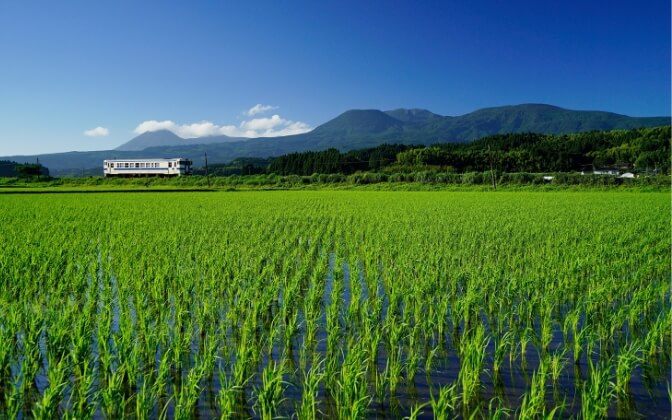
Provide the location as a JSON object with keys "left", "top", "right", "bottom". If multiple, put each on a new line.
{"left": 0, "top": 173, "right": 669, "bottom": 193}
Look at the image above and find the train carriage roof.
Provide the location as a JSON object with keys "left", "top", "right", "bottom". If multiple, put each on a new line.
{"left": 103, "top": 157, "right": 190, "bottom": 162}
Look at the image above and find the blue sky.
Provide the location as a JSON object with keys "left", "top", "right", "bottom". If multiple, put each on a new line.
{"left": 0, "top": 0, "right": 669, "bottom": 155}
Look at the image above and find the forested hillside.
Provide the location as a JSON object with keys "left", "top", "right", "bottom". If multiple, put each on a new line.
{"left": 268, "top": 126, "right": 670, "bottom": 175}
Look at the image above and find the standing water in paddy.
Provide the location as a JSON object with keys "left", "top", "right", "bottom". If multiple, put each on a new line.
{"left": 0, "top": 191, "right": 669, "bottom": 418}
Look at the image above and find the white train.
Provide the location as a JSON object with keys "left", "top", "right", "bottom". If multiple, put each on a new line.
{"left": 103, "top": 158, "right": 193, "bottom": 177}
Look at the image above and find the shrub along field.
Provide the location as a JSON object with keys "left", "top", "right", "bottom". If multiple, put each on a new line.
{"left": 0, "top": 191, "right": 669, "bottom": 418}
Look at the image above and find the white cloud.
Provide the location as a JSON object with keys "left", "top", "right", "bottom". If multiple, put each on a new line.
{"left": 133, "top": 114, "right": 312, "bottom": 139}
{"left": 133, "top": 120, "right": 176, "bottom": 134}
{"left": 84, "top": 126, "right": 110, "bottom": 137}
{"left": 239, "top": 115, "right": 312, "bottom": 137}
{"left": 245, "top": 104, "right": 278, "bottom": 116}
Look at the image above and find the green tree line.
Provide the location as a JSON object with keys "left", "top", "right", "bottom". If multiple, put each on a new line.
{"left": 0, "top": 160, "right": 50, "bottom": 177}
{"left": 267, "top": 144, "right": 416, "bottom": 175}
{"left": 267, "top": 126, "right": 670, "bottom": 175}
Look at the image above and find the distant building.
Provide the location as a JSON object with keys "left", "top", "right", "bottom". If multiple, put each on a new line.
{"left": 592, "top": 169, "right": 621, "bottom": 176}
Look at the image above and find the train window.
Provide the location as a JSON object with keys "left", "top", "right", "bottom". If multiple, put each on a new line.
{"left": 168, "top": 162, "right": 172, "bottom": 168}
{"left": 125, "top": 163, "right": 129, "bottom": 168}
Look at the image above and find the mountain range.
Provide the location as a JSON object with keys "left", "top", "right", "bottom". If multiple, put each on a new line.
{"left": 3, "top": 104, "right": 669, "bottom": 176}
{"left": 115, "top": 130, "right": 246, "bottom": 151}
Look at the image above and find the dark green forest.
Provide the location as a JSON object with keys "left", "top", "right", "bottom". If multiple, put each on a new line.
{"left": 0, "top": 160, "right": 49, "bottom": 177}
{"left": 267, "top": 144, "right": 415, "bottom": 175}
{"left": 192, "top": 158, "right": 271, "bottom": 176}
{"left": 267, "top": 126, "right": 670, "bottom": 176}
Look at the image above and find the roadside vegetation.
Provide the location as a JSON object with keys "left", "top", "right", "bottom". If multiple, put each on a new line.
{"left": 0, "top": 172, "right": 668, "bottom": 192}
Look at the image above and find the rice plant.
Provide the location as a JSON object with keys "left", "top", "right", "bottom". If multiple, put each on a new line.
{"left": 0, "top": 190, "right": 667, "bottom": 418}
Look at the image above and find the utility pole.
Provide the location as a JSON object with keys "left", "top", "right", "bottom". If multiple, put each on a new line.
{"left": 488, "top": 145, "right": 497, "bottom": 190}
{"left": 204, "top": 152, "right": 211, "bottom": 188}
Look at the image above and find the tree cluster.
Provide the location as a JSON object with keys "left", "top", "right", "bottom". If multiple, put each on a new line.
{"left": 267, "top": 144, "right": 416, "bottom": 175}
{"left": 192, "top": 158, "right": 270, "bottom": 176}
{"left": 0, "top": 160, "right": 50, "bottom": 178}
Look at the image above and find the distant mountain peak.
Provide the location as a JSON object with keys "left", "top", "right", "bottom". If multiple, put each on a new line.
{"left": 480, "top": 103, "right": 565, "bottom": 111}
{"left": 116, "top": 130, "right": 185, "bottom": 151}
{"left": 385, "top": 108, "right": 442, "bottom": 123}
{"left": 115, "top": 129, "right": 244, "bottom": 152}
{"left": 311, "top": 109, "right": 403, "bottom": 136}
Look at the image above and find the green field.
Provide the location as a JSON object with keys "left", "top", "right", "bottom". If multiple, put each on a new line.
{"left": 0, "top": 191, "right": 669, "bottom": 418}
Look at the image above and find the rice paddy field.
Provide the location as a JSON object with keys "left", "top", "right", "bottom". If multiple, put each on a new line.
{"left": 0, "top": 190, "right": 669, "bottom": 419}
